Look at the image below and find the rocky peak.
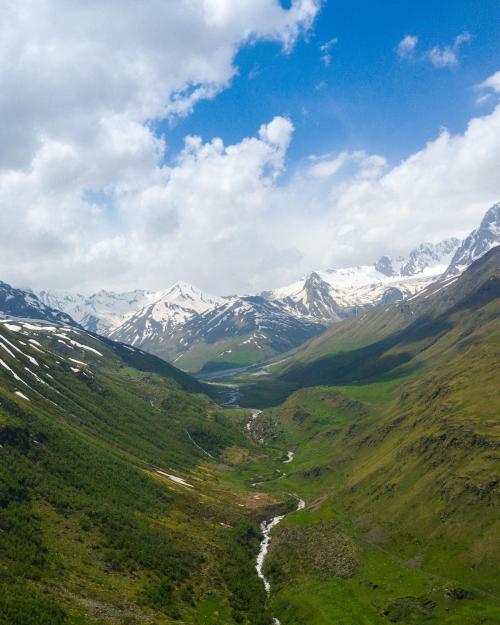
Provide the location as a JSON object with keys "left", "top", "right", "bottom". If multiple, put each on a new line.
{"left": 374, "top": 255, "right": 395, "bottom": 277}
{"left": 445, "top": 203, "right": 500, "bottom": 277}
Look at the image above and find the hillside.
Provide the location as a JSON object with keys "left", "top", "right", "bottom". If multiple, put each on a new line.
{"left": 232, "top": 245, "right": 499, "bottom": 405}
{"left": 0, "top": 319, "right": 289, "bottom": 624}
{"left": 234, "top": 247, "right": 500, "bottom": 624}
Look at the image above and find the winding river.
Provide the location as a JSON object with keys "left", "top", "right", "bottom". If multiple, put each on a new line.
{"left": 205, "top": 378, "right": 304, "bottom": 623}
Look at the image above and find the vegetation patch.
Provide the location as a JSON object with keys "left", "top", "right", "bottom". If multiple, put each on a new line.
{"left": 267, "top": 521, "right": 360, "bottom": 585}
{"left": 379, "top": 595, "right": 436, "bottom": 622}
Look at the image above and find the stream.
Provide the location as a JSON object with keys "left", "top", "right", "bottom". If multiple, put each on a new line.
{"left": 208, "top": 380, "right": 303, "bottom": 623}
{"left": 256, "top": 496, "right": 305, "bottom": 624}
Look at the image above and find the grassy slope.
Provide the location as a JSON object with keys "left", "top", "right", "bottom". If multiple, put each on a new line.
{"left": 242, "top": 250, "right": 500, "bottom": 624}
{"left": 155, "top": 334, "right": 278, "bottom": 374}
{"left": 0, "top": 322, "right": 286, "bottom": 625}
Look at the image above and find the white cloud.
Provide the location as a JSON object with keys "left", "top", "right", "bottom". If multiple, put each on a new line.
{"left": 320, "top": 37, "right": 338, "bottom": 67}
{"left": 2, "top": 103, "right": 499, "bottom": 295}
{"left": 0, "top": 0, "right": 319, "bottom": 170}
{"left": 0, "top": 3, "right": 498, "bottom": 296}
{"left": 308, "top": 151, "right": 387, "bottom": 179}
{"left": 294, "top": 103, "right": 500, "bottom": 270}
{"left": 425, "top": 31, "right": 471, "bottom": 68}
{"left": 397, "top": 32, "right": 471, "bottom": 68}
{"left": 473, "top": 71, "right": 500, "bottom": 105}
{"left": 0, "top": 0, "right": 319, "bottom": 291}
{"left": 396, "top": 35, "right": 418, "bottom": 60}
{"left": 478, "top": 70, "right": 500, "bottom": 93}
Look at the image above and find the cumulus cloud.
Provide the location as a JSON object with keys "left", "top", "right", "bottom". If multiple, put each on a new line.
{"left": 3, "top": 102, "right": 499, "bottom": 295}
{"left": 426, "top": 32, "right": 471, "bottom": 68}
{"left": 0, "top": 0, "right": 319, "bottom": 291}
{"left": 0, "top": 0, "right": 319, "bottom": 168}
{"left": 0, "top": 3, "right": 498, "bottom": 296}
{"left": 292, "top": 103, "right": 500, "bottom": 271}
{"left": 396, "top": 35, "right": 418, "bottom": 60}
{"left": 397, "top": 32, "right": 471, "bottom": 68}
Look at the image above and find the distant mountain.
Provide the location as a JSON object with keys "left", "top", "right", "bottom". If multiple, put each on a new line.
{"left": 389, "top": 238, "right": 460, "bottom": 277}
{"left": 249, "top": 244, "right": 500, "bottom": 403}
{"left": 37, "top": 288, "right": 155, "bottom": 334}
{"left": 24, "top": 202, "right": 499, "bottom": 373}
{"left": 265, "top": 237, "right": 460, "bottom": 324}
{"left": 0, "top": 280, "right": 76, "bottom": 326}
{"left": 166, "top": 295, "right": 325, "bottom": 372}
{"left": 444, "top": 202, "right": 500, "bottom": 276}
{"left": 109, "top": 282, "right": 225, "bottom": 349}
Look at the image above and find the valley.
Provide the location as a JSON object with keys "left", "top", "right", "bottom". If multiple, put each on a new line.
{"left": 3, "top": 4, "right": 500, "bottom": 624}
{"left": 204, "top": 247, "right": 500, "bottom": 624}
{"left": 0, "top": 246, "right": 498, "bottom": 624}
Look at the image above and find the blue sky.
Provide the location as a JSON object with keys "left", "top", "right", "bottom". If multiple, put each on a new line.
{"left": 164, "top": 0, "right": 500, "bottom": 171}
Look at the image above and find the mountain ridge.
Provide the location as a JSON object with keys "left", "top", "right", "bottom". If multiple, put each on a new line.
{"left": 16, "top": 202, "right": 500, "bottom": 372}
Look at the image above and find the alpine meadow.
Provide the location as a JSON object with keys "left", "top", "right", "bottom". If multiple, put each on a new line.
{"left": 0, "top": 2, "right": 499, "bottom": 624}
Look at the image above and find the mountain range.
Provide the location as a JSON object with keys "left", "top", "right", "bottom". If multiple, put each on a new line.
{"left": 0, "top": 208, "right": 498, "bottom": 625}
{"left": 3, "top": 202, "right": 499, "bottom": 372}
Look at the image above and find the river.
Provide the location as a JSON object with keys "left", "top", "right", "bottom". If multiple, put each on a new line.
{"left": 210, "top": 379, "right": 303, "bottom": 623}
{"left": 256, "top": 496, "right": 305, "bottom": 624}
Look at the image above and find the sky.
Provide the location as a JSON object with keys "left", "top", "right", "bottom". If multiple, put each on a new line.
{"left": 0, "top": 0, "right": 499, "bottom": 295}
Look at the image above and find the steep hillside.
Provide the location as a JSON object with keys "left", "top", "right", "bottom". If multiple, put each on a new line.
{"left": 234, "top": 247, "right": 500, "bottom": 624}
{"left": 151, "top": 295, "right": 325, "bottom": 373}
{"left": 0, "top": 319, "right": 287, "bottom": 624}
{"left": 275, "top": 245, "right": 499, "bottom": 390}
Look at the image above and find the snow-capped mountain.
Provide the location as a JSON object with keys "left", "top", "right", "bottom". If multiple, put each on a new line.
{"left": 129, "top": 294, "right": 324, "bottom": 372}
{"left": 109, "top": 282, "right": 225, "bottom": 348}
{"left": 0, "top": 281, "right": 77, "bottom": 326}
{"left": 378, "top": 238, "right": 460, "bottom": 277}
{"left": 37, "top": 289, "right": 155, "bottom": 334}
{"left": 177, "top": 295, "right": 323, "bottom": 353}
{"left": 266, "top": 237, "right": 460, "bottom": 324}
{"left": 444, "top": 203, "right": 500, "bottom": 277}
{"left": 16, "top": 201, "right": 498, "bottom": 373}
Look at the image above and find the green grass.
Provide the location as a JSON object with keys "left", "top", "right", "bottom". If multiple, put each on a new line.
{"left": 0, "top": 323, "right": 285, "bottom": 624}
{"left": 242, "top": 253, "right": 500, "bottom": 624}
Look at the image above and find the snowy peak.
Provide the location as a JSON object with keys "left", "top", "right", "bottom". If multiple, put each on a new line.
{"left": 177, "top": 294, "right": 324, "bottom": 354}
{"left": 272, "top": 272, "right": 345, "bottom": 323}
{"left": 374, "top": 237, "right": 460, "bottom": 278}
{"left": 108, "top": 282, "right": 226, "bottom": 348}
{"left": 36, "top": 281, "right": 224, "bottom": 340}
{"left": 155, "top": 281, "right": 225, "bottom": 314}
{"left": 374, "top": 256, "right": 395, "bottom": 277}
{"left": 445, "top": 202, "right": 500, "bottom": 276}
{"left": 266, "top": 236, "right": 462, "bottom": 325}
{"left": 399, "top": 238, "right": 460, "bottom": 276}
{"left": 37, "top": 288, "right": 155, "bottom": 334}
{"left": 0, "top": 281, "right": 77, "bottom": 326}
